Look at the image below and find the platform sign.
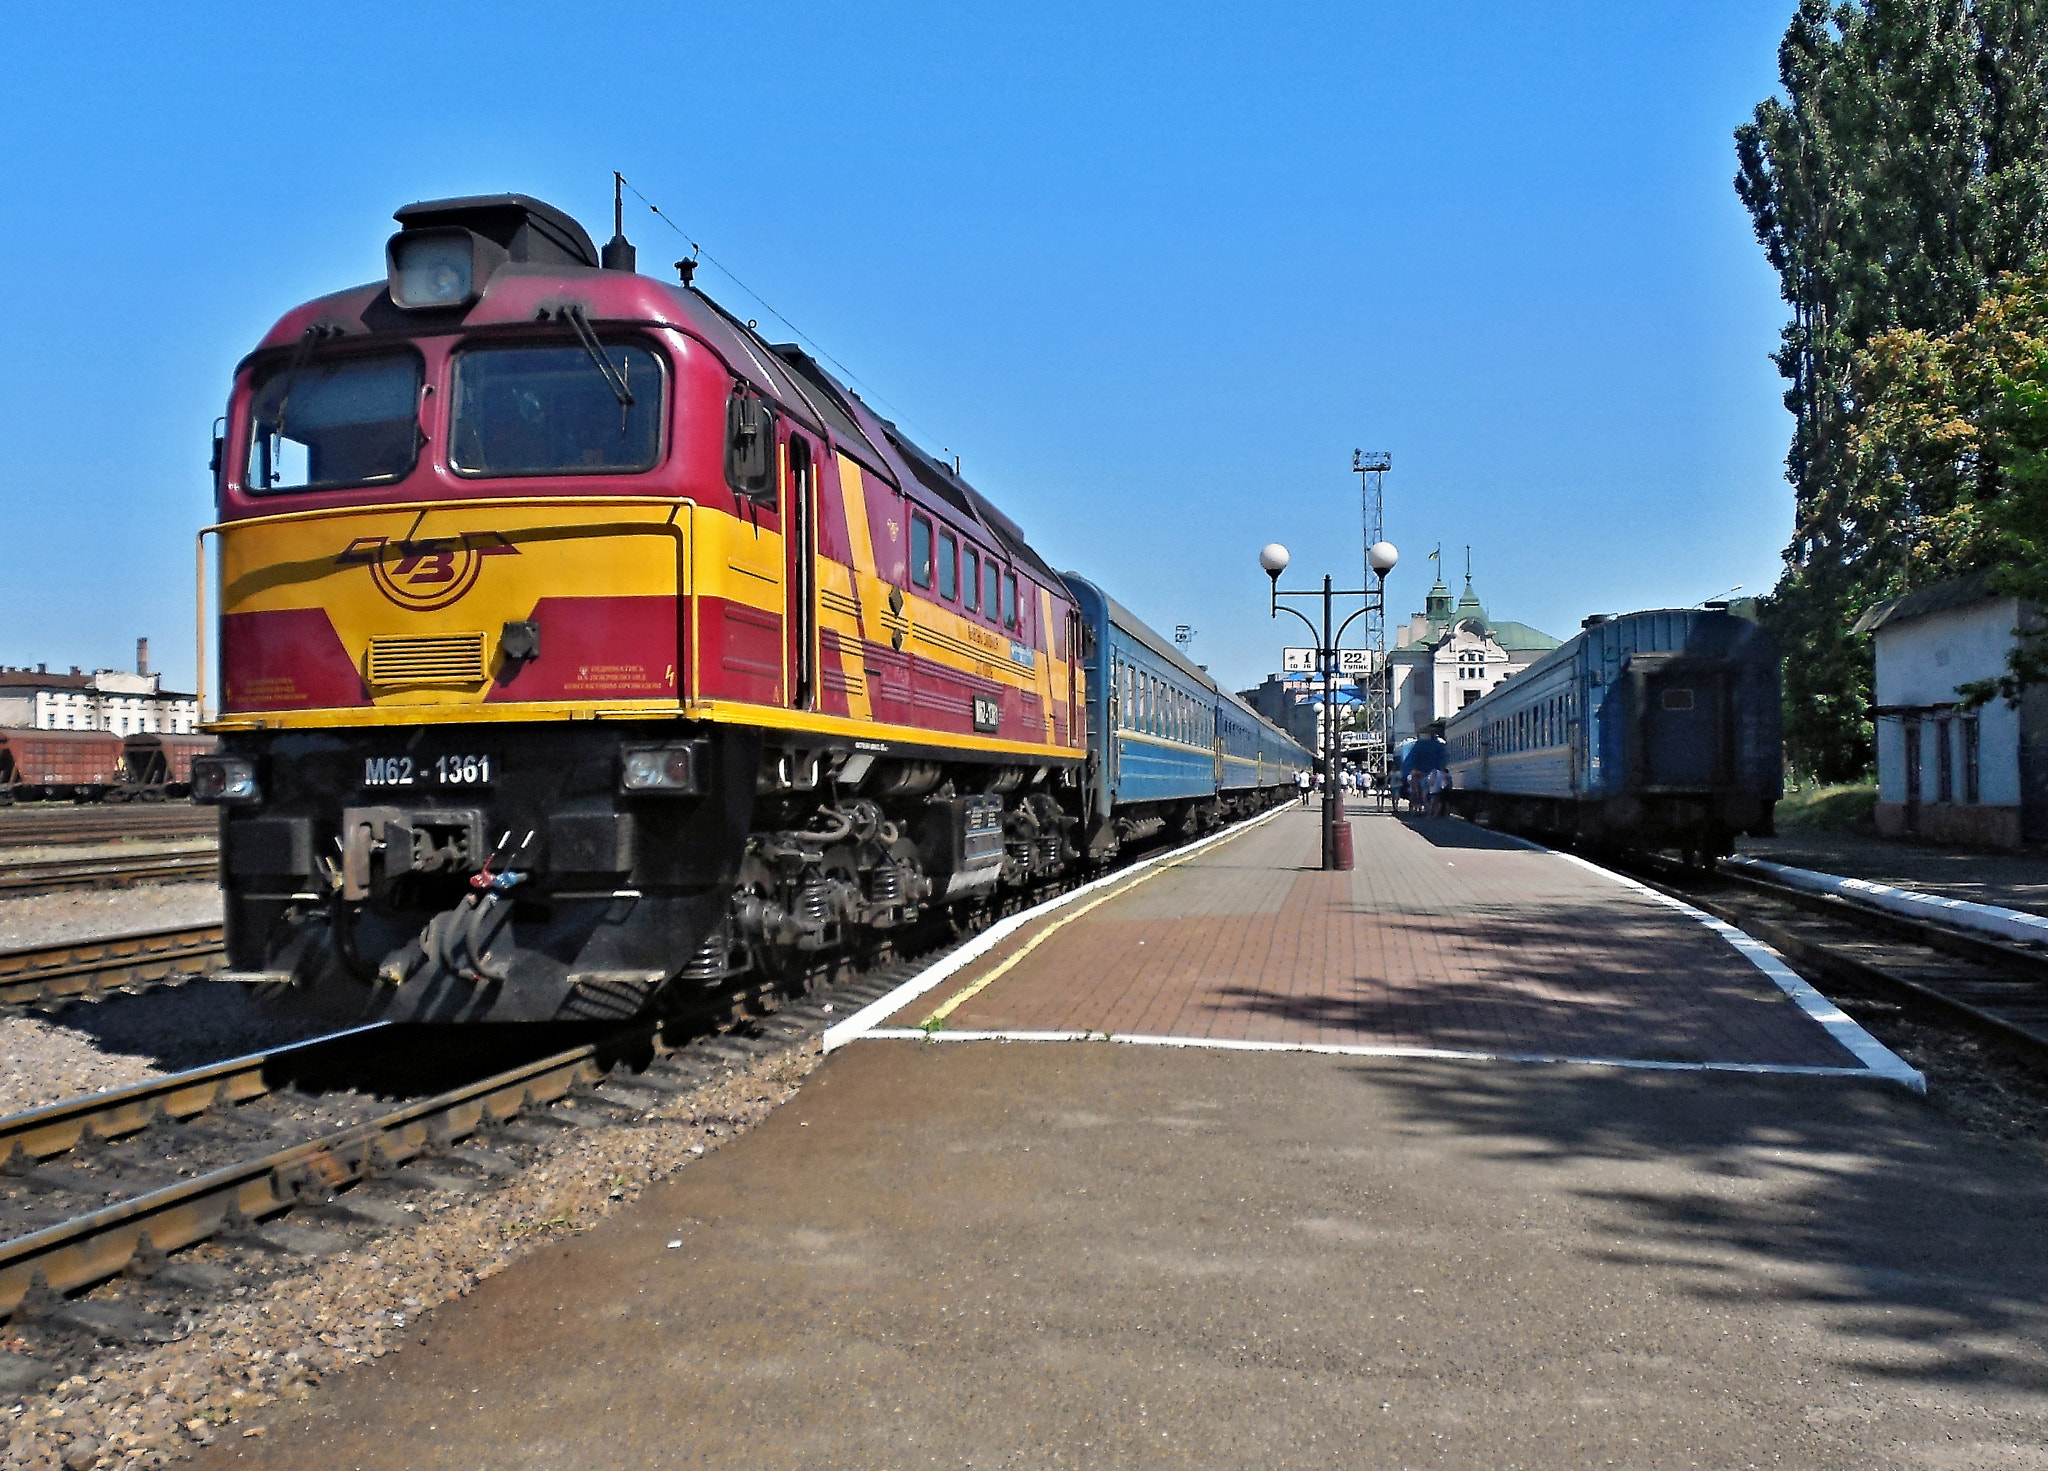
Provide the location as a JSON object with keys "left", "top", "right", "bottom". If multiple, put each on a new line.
{"left": 1281, "top": 647, "right": 1316, "bottom": 673}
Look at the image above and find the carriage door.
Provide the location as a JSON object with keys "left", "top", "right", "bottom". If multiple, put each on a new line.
{"left": 1644, "top": 667, "right": 1717, "bottom": 788}
{"left": 784, "top": 435, "right": 817, "bottom": 709}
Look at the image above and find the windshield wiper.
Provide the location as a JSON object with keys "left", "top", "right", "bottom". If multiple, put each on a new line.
{"left": 270, "top": 324, "right": 334, "bottom": 442}
{"left": 563, "top": 305, "right": 634, "bottom": 410}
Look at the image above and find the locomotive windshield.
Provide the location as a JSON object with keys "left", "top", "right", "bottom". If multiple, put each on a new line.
{"left": 449, "top": 343, "right": 664, "bottom": 477}
{"left": 246, "top": 352, "right": 421, "bottom": 492}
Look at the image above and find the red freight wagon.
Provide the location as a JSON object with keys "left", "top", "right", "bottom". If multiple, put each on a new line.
{"left": 117, "top": 732, "right": 218, "bottom": 800}
{"left": 0, "top": 729, "right": 125, "bottom": 802}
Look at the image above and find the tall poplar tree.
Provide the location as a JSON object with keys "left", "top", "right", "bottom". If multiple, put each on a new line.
{"left": 1735, "top": 0, "right": 2048, "bottom": 782}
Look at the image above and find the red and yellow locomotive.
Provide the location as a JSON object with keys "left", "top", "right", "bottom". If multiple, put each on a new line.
{"left": 198, "top": 194, "right": 1087, "bottom": 1022}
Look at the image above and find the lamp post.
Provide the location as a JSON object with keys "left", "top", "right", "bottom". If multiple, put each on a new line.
{"left": 1261, "top": 540, "right": 1398, "bottom": 870}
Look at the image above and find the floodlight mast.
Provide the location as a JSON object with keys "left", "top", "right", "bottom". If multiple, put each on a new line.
{"left": 1354, "top": 450, "right": 1393, "bottom": 807}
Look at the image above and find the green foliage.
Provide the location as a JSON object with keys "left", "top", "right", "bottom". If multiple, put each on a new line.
{"left": 1852, "top": 271, "right": 2048, "bottom": 704}
{"left": 1773, "top": 780, "right": 1880, "bottom": 831}
{"left": 1735, "top": 0, "right": 2048, "bottom": 777}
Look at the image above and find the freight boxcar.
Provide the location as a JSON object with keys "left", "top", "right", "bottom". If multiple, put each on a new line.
{"left": 117, "top": 732, "right": 218, "bottom": 800}
{"left": 1442, "top": 607, "right": 1781, "bottom": 859}
{"left": 0, "top": 729, "right": 126, "bottom": 803}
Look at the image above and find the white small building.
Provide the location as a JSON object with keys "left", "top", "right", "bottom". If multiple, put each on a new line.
{"left": 0, "top": 643, "right": 200, "bottom": 735}
{"left": 1853, "top": 571, "right": 2047, "bottom": 846}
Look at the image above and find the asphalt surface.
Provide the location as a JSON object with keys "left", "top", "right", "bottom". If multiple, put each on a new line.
{"left": 201, "top": 1041, "right": 2048, "bottom": 1469}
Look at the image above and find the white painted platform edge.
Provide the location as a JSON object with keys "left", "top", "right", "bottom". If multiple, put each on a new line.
{"left": 854, "top": 1027, "right": 1900, "bottom": 1081}
{"left": 1724, "top": 854, "right": 2048, "bottom": 948}
{"left": 1550, "top": 851, "right": 1926, "bottom": 1094}
{"left": 820, "top": 802, "right": 1296, "bottom": 1053}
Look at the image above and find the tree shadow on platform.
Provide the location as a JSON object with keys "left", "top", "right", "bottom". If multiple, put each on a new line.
{"left": 1339, "top": 1055, "right": 2048, "bottom": 1397}
{"left": 1207, "top": 901, "right": 1852, "bottom": 1068}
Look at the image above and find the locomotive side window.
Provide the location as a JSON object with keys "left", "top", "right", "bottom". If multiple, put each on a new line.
{"left": 247, "top": 351, "right": 421, "bottom": 492}
{"left": 450, "top": 343, "right": 664, "bottom": 477}
{"left": 910, "top": 515, "right": 933, "bottom": 588}
{"left": 984, "top": 561, "right": 1001, "bottom": 620}
{"left": 963, "top": 547, "right": 982, "bottom": 611}
{"left": 938, "top": 531, "right": 959, "bottom": 601}
{"left": 1001, "top": 572, "right": 1018, "bottom": 629}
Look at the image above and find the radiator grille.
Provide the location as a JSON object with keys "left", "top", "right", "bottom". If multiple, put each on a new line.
{"left": 366, "top": 633, "right": 488, "bottom": 686}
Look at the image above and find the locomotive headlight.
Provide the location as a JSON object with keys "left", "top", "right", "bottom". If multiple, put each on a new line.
{"left": 390, "top": 231, "right": 473, "bottom": 308}
{"left": 619, "top": 741, "right": 707, "bottom": 796}
{"left": 191, "top": 755, "right": 260, "bottom": 806}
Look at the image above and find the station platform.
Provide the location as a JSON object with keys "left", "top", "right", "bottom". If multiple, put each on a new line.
{"left": 837, "top": 805, "right": 1916, "bottom": 1086}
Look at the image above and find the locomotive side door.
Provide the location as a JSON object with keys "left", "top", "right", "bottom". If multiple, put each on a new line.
{"left": 783, "top": 433, "right": 818, "bottom": 709}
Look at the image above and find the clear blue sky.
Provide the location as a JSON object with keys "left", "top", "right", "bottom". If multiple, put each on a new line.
{"left": 0, "top": 0, "right": 1796, "bottom": 696}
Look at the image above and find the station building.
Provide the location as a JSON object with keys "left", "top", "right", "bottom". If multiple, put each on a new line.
{"left": 1388, "top": 574, "right": 1559, "bottom": 744}
{"left": 0, "top": 640, "right": 201, "bottom": 735}
{"left": 1854, "top": 570, "right": 2047, "bottom": 846}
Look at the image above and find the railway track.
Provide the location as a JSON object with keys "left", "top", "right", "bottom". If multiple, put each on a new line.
{"left": 0, "top": 923, "right": 226, "bottom": 1008}
{"left": 1618, "top": 852, "right": 2048, "bottom": 1064}
{"left": 0, "top": 801, "right": 1287, "bottom": 1350}
{"left": 0, "top": 850, "right": 217, "bottom": 897}
{"left": 0, "top": 961, "right": 914, "bottom": 1339}
{"left": 0, "top": 807, "right": 216, "bottom": 849}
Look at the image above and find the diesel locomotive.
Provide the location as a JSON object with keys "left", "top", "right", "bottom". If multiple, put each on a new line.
{"left": 195, "top": 193, "right": 1308, "bottom": 1023}
{"left": 1442, "top": 606, "right": 1782, "bottom": 859}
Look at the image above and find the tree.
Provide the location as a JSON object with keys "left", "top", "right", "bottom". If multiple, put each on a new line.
{"left": 1734, "top": 0, "right": 2048, "bottom": 781}
{"left": 1853, "top": 272, "right": 2048, "bottom": 701}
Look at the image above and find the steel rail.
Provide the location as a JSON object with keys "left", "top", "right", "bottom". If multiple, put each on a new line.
{"left": 0, "top": 852, "right": 216, "bottom": 897}
{"left": 0, "top": 924, "right": 226, "bottom": 1007}
{"left": 0, "top": 1027, "right": 624, "bottom": 1317}
{"left": 0, "top": 1024, "right": 383, "bottom": 1170}
{"left": 0, "top": 810, "right": 215, "bottom": 848}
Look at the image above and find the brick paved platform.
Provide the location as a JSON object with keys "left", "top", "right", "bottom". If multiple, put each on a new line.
{"left": 858, "top": 807, "right": 1909, "bottom": 1077}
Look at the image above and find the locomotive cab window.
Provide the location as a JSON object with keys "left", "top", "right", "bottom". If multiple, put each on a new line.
{"left": 963, "top": 547, "right": 981, "bottom": 611}
{"left": 246, "top": 350, "right": 422, "bottom": 492}
{"left": 451, "top": 342, "right": 665, "bottom": 477}
{"left": 910, "top": 515, "right": 933, "bottom": 589}
{"left": 938, "top": 531, "right": 958, "bottom": 601}
{"left": 983, "top": 561, "right": 1000, "bottom": 621}
{"left": 1001, "top": 572, "right": 1018, "bottom": 629}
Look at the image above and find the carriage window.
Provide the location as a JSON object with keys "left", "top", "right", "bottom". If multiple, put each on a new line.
{"left": 910, "top": 515, "right": 933, "bottom": 589}
{"left": 451, "top": 343, "right": 664, "bottom": 476}
{"left": 247, "top": 350, "right": 421, "bottom": 492}
{"left": 963, "top": 547, "right": 981, "bottom": 611}
{"left": 938, "top": 531, "right": 958, "bottom": 601}
{"left": 1001, "top": 572, "right": 1018, "bottom": 629}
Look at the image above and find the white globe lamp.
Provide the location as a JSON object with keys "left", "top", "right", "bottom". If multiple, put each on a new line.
{"left": 1368, "top": 541, "right": 1399, "bottom": 578}
{"left": 1259, "top": 543, "right": 1290, "bottom": 580}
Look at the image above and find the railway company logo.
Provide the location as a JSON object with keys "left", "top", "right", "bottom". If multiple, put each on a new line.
{"left": 337, "top": 532, "right": 519, "bottom": 612}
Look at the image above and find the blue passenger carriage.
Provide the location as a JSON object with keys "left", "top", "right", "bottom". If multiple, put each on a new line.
{"left": 1063, "top": 574, "right": 1308, "bottom": 856}
{"left": 1443, "top": 607, "right": 1781, "bottom": 857}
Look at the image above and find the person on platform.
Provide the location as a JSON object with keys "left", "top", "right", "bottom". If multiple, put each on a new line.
{"left": 1295, "top": 768, "right": 1311, "bottom": 806}
{"left": 1400, "top": 724, "right": 1449, "bottom": 815}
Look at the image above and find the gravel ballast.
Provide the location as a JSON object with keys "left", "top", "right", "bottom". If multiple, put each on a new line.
{"left": 0, "top": 884, "right": 222, "bottom": 952}
{"left": 0, "top": 1038, "right": 823, "bottom": 1469}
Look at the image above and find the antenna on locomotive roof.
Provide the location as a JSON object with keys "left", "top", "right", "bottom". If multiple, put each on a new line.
{"left": 601, "top": 171, "right": 637, "bottom": 272}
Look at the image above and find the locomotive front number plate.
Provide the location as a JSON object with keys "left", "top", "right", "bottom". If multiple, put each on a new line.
{"left": 362, "top": 754, "right": 495, "bottom": 789}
